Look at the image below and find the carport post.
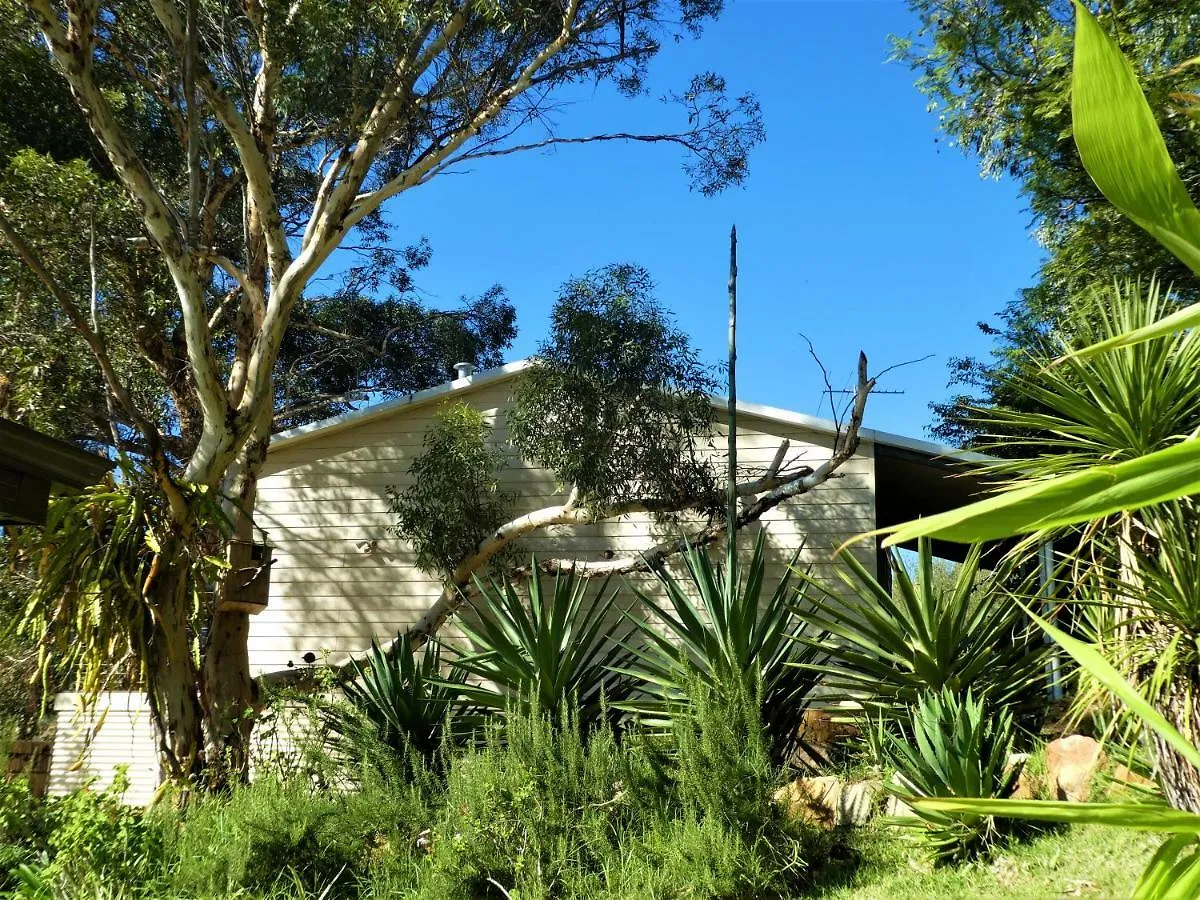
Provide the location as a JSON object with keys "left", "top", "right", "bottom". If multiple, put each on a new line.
{"left": 1038, "top": 540, "right": 1065, "bottom": 700}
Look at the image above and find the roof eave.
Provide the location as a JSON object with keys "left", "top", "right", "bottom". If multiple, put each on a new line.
{"left": 268, "top": 359, "right": 534, "bottom": 453}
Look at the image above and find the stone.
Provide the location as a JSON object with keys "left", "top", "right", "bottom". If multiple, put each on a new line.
{"left": 775, "top": 776, "right": 840, "bottom": 827}
{"left": 839, "top": 781, "right": 879, "bottom": 826}
{"left": 797, "top": 709, "right": 859, "bottom": 762}
{"left": 1006, "top": 752, "right": 1040, "bottom": 800}
{"left": 1046, "top": 735, "right": 1106, "bottom": 802}
{"left": 884, "top": 794, "right": 917, "bottom": 818}
{"left": 773, "top": 776, "right": 879, "bottom": 827}
{"left": 1111, "top": 763, "right": 1155, "bottom": 790}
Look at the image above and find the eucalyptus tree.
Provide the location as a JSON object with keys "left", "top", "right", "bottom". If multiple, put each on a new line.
{"left": 391, "top": 264, "right": 875, "bottom": 648}
{"left": 0, "top": 0, "right": 764, "bottom": 782}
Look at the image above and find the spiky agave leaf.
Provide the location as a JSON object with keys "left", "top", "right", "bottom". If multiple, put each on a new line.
{"left": 446, "top": 563, "right": 637, "bottom": 729}
{"left": 322, "top": 637, "right": 475, "bottom": 774}
{"left": 795, "top": 538, "right": 1046, "bottom": 730}
{"left": 872, "top": 688, "right": 1021, "bottom": 863}
{"left": 619, "top": 531, "right": 827, "bottom": 766}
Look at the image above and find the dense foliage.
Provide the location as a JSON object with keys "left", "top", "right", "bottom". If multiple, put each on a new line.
{"left": 623, "top": 531, "right": 828, "bottom": 767}
{"left": 799, "top": 538, "right": 1046, "bottom": 730}
{"left": 388, "top": 403, "right": 513, "bottom": 577}
{"left": 507, "top": 264, "right": 722, "bottom": 516}
{"left": 897, "top": 0, "right": 1200, "bottom": 447}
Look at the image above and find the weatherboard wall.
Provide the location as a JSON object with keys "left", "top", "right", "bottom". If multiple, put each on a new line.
{"left": 248, "top": 376, "right": 878, "bottom": 676}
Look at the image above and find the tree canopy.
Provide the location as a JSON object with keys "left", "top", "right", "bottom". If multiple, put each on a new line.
{"left": 896, "top": 0, "right": 1200, "bottom": 447}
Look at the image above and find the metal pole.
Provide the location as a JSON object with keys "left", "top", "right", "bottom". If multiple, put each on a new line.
{"left": 1039, "top": 540, "right": 1064, "bottom": 700}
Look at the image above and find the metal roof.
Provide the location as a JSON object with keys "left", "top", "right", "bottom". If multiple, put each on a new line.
{"left": 269, "top": 358, "right": 991, "bottom": 470}
{"left": 0, "top": 419, "right": 115, "bottom": 526}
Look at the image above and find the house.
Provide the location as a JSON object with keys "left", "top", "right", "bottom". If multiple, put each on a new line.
{"left": 247, "top": 359, "right": 993, "bottom": 675}
{"left": 48, "top": 359, "right": 993, "bottom": 802}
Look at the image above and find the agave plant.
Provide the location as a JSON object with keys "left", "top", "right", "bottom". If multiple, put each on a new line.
{"left": 796, "top": 538, "right": 1046, "bottom": 729}
{"left": 322, "top": 637, "right": 472, "bottom": 773}
{"left": 620, "top": 531, "right": 828, "bottom": 766}
{"left": 872, "top": 687, "right": 1021, "bottom": 863}
{"left": 916, "top": 613, "right": 1200, "bottom": 897}
{"left": 448, "top": 564, "right": 636, "bottom": 728}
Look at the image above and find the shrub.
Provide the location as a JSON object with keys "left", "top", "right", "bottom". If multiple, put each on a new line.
{"left": 623, "top": 532, "right": 828, "bottom": 766}
{"left": 160, "top": 774, "right": 427, "bottom": 898}
{"left": 450, "top": 567, "right": 636, "bottom": 729}
{"left": 797, "top": 537, "right": 1046, "bottom": 731}
{"left": 10, "top": 770, "right": 164, "bottom": 897}
{"left": 871, "top": 688, "right": 1023, "bottom": 863}
{"left": 419, "top": 706, "right": 642, "bottom": 898}
{"left": 0, "top": 775, "right": 50, "bottom": 890}
{"left": 319, "top": 638, "right": 474, "bottom": 778}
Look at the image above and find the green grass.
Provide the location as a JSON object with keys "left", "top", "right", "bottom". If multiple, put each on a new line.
{"left": 812, "top": 822, "right": 1157, "bottom": 899}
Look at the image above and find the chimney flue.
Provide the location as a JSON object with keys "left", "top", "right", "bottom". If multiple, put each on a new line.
{"left": 453, "top": 361, "right": 475, "bottom": 380}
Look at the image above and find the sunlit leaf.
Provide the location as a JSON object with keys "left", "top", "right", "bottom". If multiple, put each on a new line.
{"left": 1028, "top": 608, "right": 1200, "bottom": 772}
{"left": 875, "top": 438, "right": 1200, "bottom": 546}
{"left": 911, "top": 797, "right": 1200, "bottom": 833}
{"left": 1064, "top": 1, "right": 1200, "bottom": 359}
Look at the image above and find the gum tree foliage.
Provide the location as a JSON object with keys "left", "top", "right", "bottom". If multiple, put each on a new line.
{"left": 507, "top": 264, "right": 721, "bottom": 515}
{"left": 392, "top": 264, "right": 721, "bottom": 581}
{"left": 0, "top": 0, "right": 763, "bottom": 784}
{"left": 895, "top": 0, "right": 1200, "bottom": 447}
{"left": 390, "top": 262, "right": 877, "bottom": 651}
{"left": 388, "top": 264, "right": 715, "bottom": 578}
{"left": 390, "top": 404, "right": 514, "bottom": 576}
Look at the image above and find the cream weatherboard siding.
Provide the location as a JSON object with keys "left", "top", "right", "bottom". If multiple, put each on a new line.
{"left": 49, "top": 692, "right": 160, "bottom": 806}
{"left": 248, "top": 374, "right": 877, "bottom": 675}
{"left": 48, "top": 369, "right": 882, "bottom": 804}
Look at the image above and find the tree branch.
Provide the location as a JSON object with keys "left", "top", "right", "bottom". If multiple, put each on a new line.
{"left": 402, "top": 353, "right": 874, "bottom": 650}
{"left": 0, "top": 205, "right": 190, "bottom": 520}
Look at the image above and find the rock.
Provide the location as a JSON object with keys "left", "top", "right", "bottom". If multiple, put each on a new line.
{"left": 840, "top": 781, "right": 879, "bottom": 826}
{"left": 775, "top": 776, "right": 840, "bottom": 827}
{"left": 1006, "top": 752, "right": 1040, "bottom": 800}
{"left": 798, "top": 709, "right": 859, "bottom": 757}
{"left": 774, "top": 776, "right": 878, "bottom": 827}
{"left": 1046, "top": 735, "right": 1106, "bottom": 802}
{"left": 1111, "top": 763, "right": 1155, "bottom": 790}
{"left": 884, "top": 794, "right": 917, "bottom": 818}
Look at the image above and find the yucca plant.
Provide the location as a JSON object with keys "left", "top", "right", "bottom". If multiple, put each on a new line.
{"left": 916, "top": 612, "right": 1200, "bottom": 897}
{"left": 796, "top": 538, "right": 1045, "bottom": 729}
{"left": 322, "top": 637, "right": 472, "bottom": 774}
{"left": 620, "top": 531, "right": 828, "bottom": 766}
{"left": 872, "top": 687, "right": 1022, "bottom": 863}
{"left": 448, "top": 564, "right": 636, "bottom": 728}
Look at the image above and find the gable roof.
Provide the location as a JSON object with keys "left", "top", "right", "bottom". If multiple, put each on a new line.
{"left": 270, "top": 358, "right": 989, "bottom": 467}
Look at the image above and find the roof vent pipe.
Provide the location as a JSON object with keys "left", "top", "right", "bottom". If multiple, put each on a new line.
{"left": 453, "top": 362, "right": 475, "bottom": 380}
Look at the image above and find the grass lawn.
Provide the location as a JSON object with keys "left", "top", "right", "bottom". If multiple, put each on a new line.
{"left": 810, "top": 823, "right": 1157, "bottom": 899}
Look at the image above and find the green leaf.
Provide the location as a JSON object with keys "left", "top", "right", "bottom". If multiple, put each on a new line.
{"left": 1028, "top": 608, "right": 1200, "bottom": 772}
{"left": 1071, "top": 1, "right": 1200, "bottom": 276}
{"left": 911, "top": 797, "right": 1200, "bottom": 833}
{"left": 1063, "top": 2, "right": 1200, "bottom": 359}
{"left": 877, "top": 438, "right": 1200, "bottom": 546}
{"left": 1067, "top": 300, "right": 1200, "bottom": 361}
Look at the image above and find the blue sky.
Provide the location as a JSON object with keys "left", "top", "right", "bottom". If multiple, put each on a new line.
{"left": 374, "top": 0, "right": 1045, "bottom": 440}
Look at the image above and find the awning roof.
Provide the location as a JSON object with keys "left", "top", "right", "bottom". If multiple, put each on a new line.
{"left": 873, "top": 440, "right": 1012, "bottom": 565}
{"left": 0, "top": 419, "right": 114, "bottom": 526}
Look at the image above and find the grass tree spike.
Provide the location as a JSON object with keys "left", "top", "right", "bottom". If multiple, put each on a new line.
{"left": 726, "top": 224, "right": 738, "bottom": 593}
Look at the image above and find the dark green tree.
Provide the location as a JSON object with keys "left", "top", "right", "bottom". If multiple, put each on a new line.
{"left": 896, "top": 0, "right": 1200, "bottom": 446}
{"left": 392, "top": 264, "right": 876, "bottom": 649}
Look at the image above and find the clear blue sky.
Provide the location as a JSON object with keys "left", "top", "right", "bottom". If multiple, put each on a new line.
{"left": 374, "top": 0, "right": 1045, "bottom": 440}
